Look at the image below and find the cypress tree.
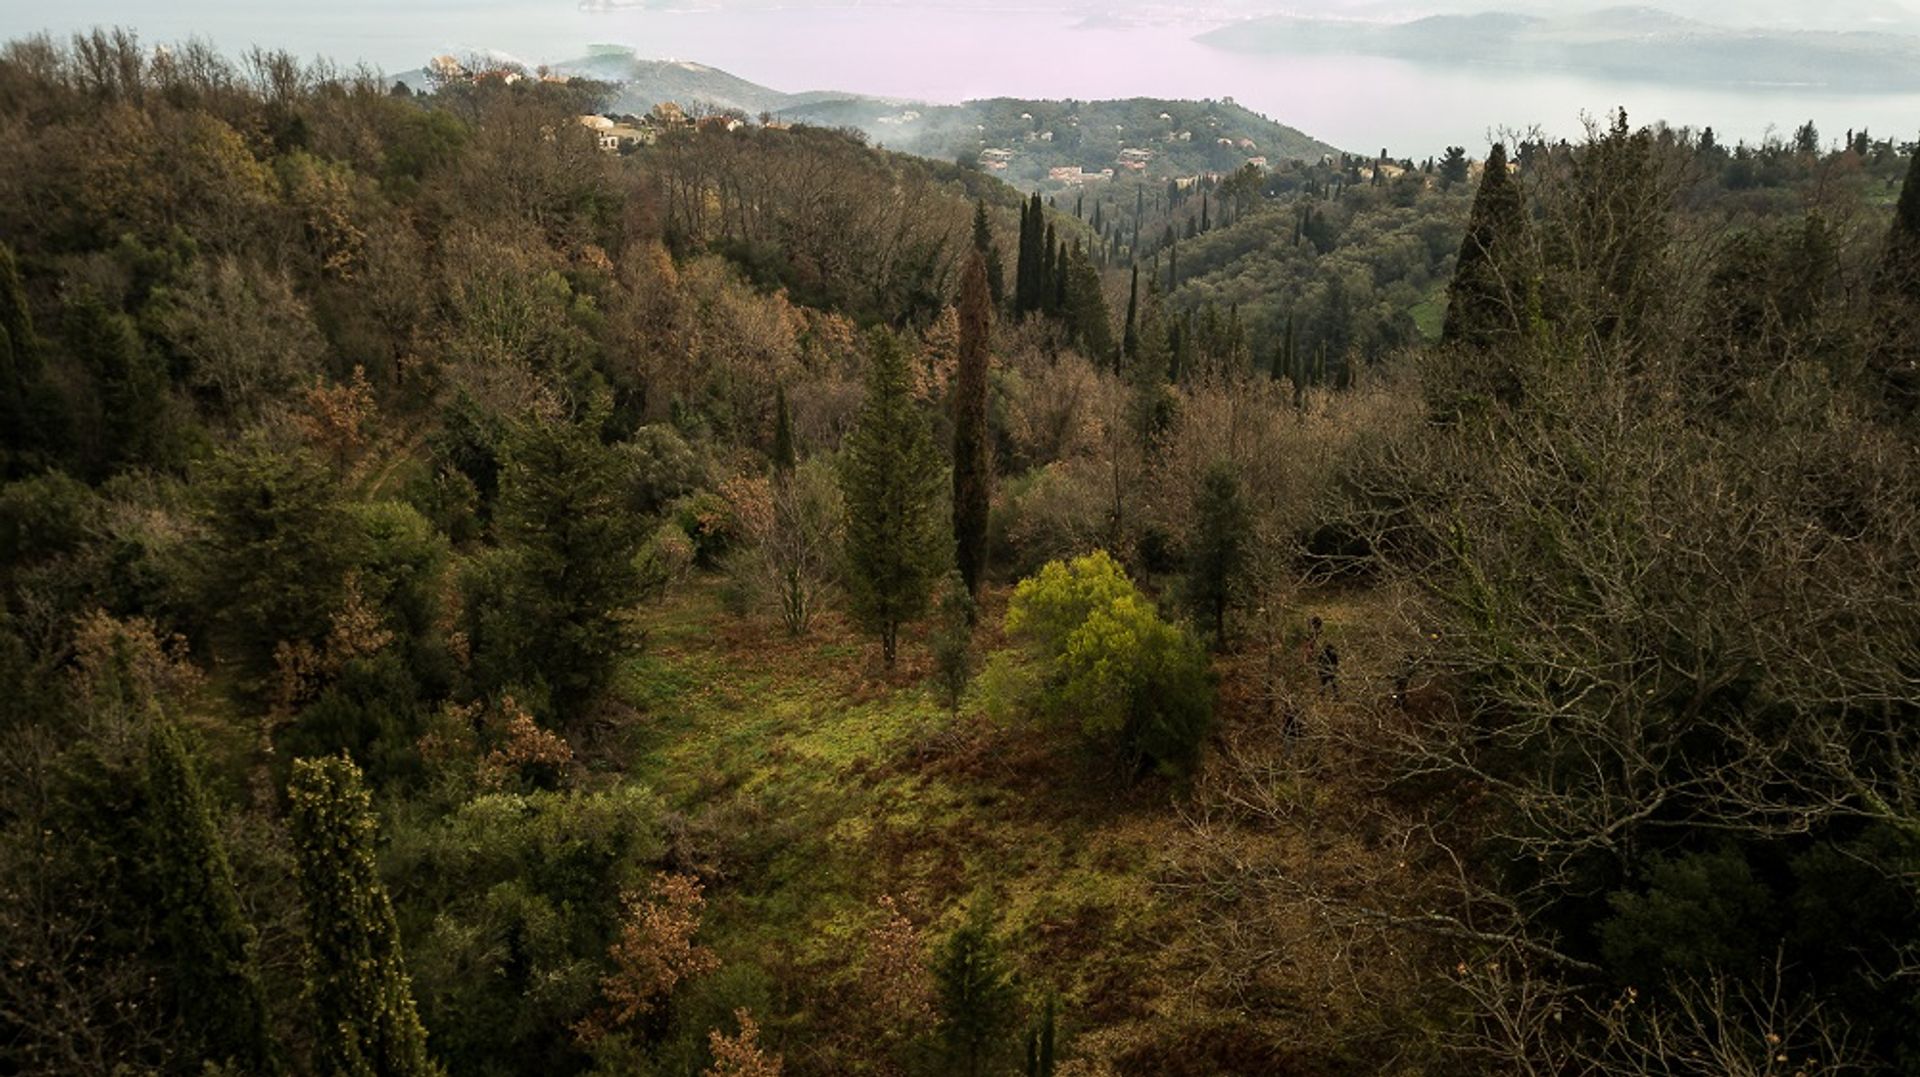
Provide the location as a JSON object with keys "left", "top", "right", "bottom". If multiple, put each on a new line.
{"left": 1200, "top": 192, "right": 1210, "bottom": 233}
{"left": 1121, "top": 264, "right": 1140, "bottom": 374}
{"left": 1871, "top": 143, "right": 1920, "bottom": 408}
{"left": 1052, "top": 239, "right": 1069, "bottom": 315}
{"left": 0, "top": 242, "right": 37, "bottom": 457}
{"left": 952, "top": 249, "right": 993, "bottom": 598}
{"left": 1167, "top": 241, "right": 1178, "bottom": 292}
{"left": 147, "top": 712, "right": 278, "bottom": 1074}
{"left": 771, "top": 383, "right": 795, "bottom": 472}
{"left": 972, "top": 200, "right": 1006, "bottom": 308}
{"left": 840, "top": 328, "right": 944, "bottom": 665}
{"left": 1015, "top": 194, "right": 1041, "bottom": 315}
{"left": 1025, "top": 995, "right": 1057, "bottom": 1077}
{"left": 288, "top": 755, "right": 439, "bottom": 1077}
{"left": 1442, "top": 142, "right": 1532, "bottom": 350}
{"left": 1041, "top": 221, "right": 1058, "bottom": 314}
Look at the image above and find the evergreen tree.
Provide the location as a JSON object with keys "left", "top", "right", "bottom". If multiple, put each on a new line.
{"left": 200, "top": 436, "right": 353, "bottom": 679}
{"left": 1186, "top": 462, "right": 1252, "bottom": 647}
{"left": 1013, "top": 195, "right": 1033, "bottom": 313}
{"left": 952, "top": 249, "right": 993, "bottom": 597}
{"left": 288, "top": 755, "right": 439, "bottom": 1077}
{"left": 0, "top": 242, "right": 38, "bottom": 461}
{"left": 1121, "top": 264, "right": 1140, "bottom": 374}
{"left": 1167, "top": 241, "right": 1178, "bottom": 292}
{"left": 933, "top": 899, "right": 1017, "bottom": 1077}
{"left": 471, "top": 395, "right": 642, "bottom": 708}
{"left": 1051, "top": 239, "right": 1069, "bottom": 314}
{"left": 1442, "top": 142, "right": 1533, "bottom": 350}
{"left": 929, "top": 570, "right": 975, "bottom": 713}
{"left": 1871, "top": 144, "right": 1920, "bottom": 409}
{"left": 1024, "top": 995, "right": 1056, "bottom": 1077}
{"left": 1439, "top": 146, "right": 1470, "bottom": 188}
{"left": 1041, "top": 222, "right": 1059, "bottom": 314}
{"left": 65, "top": 291, "right": 169, "bottom": 470}
{"left": 972, "top": 199, "right": 1006, "bottom": 308}
{"left": 146, "top": 712, "right": 278, "bottom": 1074}
{"left": 840, "top": 328, "right": 944, "bottom": 665}
{"left": 771, "top": 383, "right": 795, "bottom": 473}
{"left": 1064, "top": 245, "right": 1113, "bottom": 363}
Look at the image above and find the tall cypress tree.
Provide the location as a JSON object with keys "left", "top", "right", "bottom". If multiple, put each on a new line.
{"left": 771, "top": 383, "right": 795, "bottom": 472}
{"left": 288, "top": 755, "right": 439, "bottom": 1077}
{"left": 840, "top": 328, "right": 944, "bottom": 665}
{"left": 1442, "top": 142, "right": 1532, "bottom": 350}
{"left": 1013, "top": 197, "right": 1034, "bottom": 314}
{"left": 952, "top": 249, "right": 993, "bottom": 599}
{"left": 1121, "top": 263, "right": 1140, "bottom": 374}
{"left": 147, "top": 712, "right": 279, "bottom": 1074}
{"left": 1871, "top": 144, "right": 1920, "bottom": 408}
{"left": 1040, "top": 221, "right": 1058, "bottom": 315}
{"left": 1051, "top": 239, "right": 1069, "bottom": 315}
{"left": 972, "top": 200, "right": 1006, "bottom": 308}
{"left": 0, "top": 242, "right": 37, "bottom": 460}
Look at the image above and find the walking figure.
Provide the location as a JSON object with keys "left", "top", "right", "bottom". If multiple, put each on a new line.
{"left": 1317, "top": 642, "right": 1340, "bottom": 700}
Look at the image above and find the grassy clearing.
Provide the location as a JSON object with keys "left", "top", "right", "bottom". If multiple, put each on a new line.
{"left": 600, "top": 576, "right": 1424, "bottom": 1073}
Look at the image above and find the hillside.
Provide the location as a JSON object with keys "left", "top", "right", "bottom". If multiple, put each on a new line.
{"left": 543, "top": 47, "right": 1340, "bottom": 186}
{"left": 3, "top": 24, "right": 1920, "bottom": 1077}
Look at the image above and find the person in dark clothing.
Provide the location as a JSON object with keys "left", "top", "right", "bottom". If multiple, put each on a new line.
{"left": 1317, "top": 642, "right": 1340, "bottom": 700}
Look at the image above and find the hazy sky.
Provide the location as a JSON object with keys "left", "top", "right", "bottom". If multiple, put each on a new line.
{"left": 4, "top": 1, "right": 1918, "bottom": 152}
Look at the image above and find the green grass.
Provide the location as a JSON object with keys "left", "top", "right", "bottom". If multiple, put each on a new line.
{"left": 604, "top": 578, "right": 1201, "bottom": 1066}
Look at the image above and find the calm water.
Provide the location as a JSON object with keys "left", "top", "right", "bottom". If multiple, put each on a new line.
{"left": 7, "top": 1, "right": 1920, "bottom": 155}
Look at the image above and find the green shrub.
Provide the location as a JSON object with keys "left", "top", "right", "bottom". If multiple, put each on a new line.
{"left": 1002, "top": 551, "right": 1212, "bottom": 776}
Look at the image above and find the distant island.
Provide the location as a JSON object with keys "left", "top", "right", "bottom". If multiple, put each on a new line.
{"left": 1198, "top": 6, "right": 1920, "bottom": 92}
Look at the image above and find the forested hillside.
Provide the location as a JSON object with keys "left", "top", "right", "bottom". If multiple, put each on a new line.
{"left": 1, "top": 26, "right": 1918, "bottom": 1077}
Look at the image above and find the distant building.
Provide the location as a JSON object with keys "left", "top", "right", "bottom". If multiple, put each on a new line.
{"left": 1047, "top": 166, "right": 1113, "bottom": 185}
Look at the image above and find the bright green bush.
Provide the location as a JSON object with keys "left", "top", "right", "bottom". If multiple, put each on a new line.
{"left": 1002, "top": 551, "right": 1212, "bottom": 776}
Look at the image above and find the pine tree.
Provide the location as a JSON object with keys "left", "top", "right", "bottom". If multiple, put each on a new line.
{"left": 1442, "top": 143, "right": 1532, "bottom": 351}
{"left": 479, "top": 397, "right": 643, "bottom": 705}
{"left": 952, "top": 249, "right": 993, "bottom": 598}
{"left": 146, "top": 712, "right": 278, "bottom": 1074}
{"left": 288, "top": 755, "right": 440, "bottom": 1077}
{"left": 771, "top": 383, "right": 795, "bottom": 472}
{"left": 1186, "top": 462, "right": 1252, "bottom": 647}
{"left": 933, "top": 899, "right": 1017, "bottom": 1077}
{"left": 840, "top": 328, "right": 944, "bottom": 665}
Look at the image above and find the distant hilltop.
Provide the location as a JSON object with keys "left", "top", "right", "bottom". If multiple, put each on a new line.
{"left": 435, "top": 49, "right": 1345, "bottom": 186}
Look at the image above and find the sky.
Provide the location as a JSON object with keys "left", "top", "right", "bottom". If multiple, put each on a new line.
{"left": 3, "top": 1, "right": 1918, "bottom": 152}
